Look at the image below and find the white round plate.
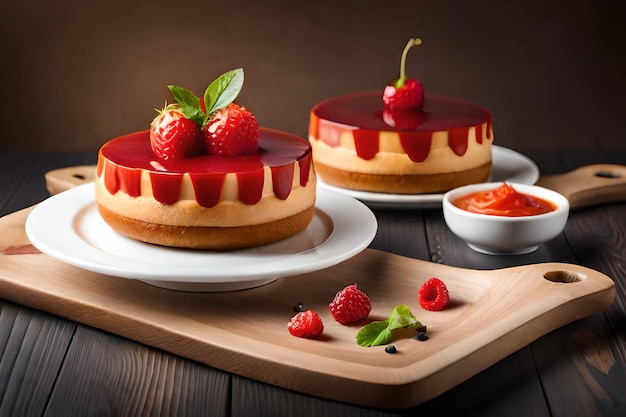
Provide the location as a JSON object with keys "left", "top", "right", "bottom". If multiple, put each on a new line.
{"left": 317, "top": 145, "right": 540, "bottom": 208}
{"left": 25, "top": 184, "right": 378, "bottom": 292}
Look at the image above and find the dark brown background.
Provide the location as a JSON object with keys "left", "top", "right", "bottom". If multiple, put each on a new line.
{"left": 1, "top": 0, "right": 625, "bottom": 153}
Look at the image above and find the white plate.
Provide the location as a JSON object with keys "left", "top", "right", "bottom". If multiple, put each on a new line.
{"left": 317, "top": 145, "right": 540, "bottom": 208}
{"left": 25, "top": 184, "right": 378, "bottom": 292}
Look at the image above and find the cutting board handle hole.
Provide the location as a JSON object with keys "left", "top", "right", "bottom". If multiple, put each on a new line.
{"left": 594, "top": 170, "right": 622, "bottom": 179}
{"left": 544, "top": 270, "right": 585, "bottom": 283}
{"left": 72, "top": 174, "right": 86, "bottom": 180}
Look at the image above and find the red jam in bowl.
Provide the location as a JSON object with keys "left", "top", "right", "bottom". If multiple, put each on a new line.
{"left": 452, "top": 183, "right": 556, "bottom": 217}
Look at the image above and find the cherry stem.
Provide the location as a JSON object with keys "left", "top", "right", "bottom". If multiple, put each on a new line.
{"left": 399, "top": 38, "right": 422, "bottom": 84}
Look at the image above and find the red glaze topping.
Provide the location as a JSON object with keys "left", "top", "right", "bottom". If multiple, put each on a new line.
{"left": 453, "top": 183, "right": 556, "bottom": 217}
{"left": 310, "top": 92, "right": 493, "bottom": 161}
{"left": 97, "top": 128, "right": 312, "bottom": 207}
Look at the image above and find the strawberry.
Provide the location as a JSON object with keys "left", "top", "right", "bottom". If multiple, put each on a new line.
{"left": 149, "top": 104, "right": 203, "bottom": 160}
{"left": 382, "top": 38, "right": 424, "bottom": 111}
{"left": 418, "top": 278, "right": 450, "bottom": 311}
{"left": 202, "top": 103, "right": 259, "bottom": 156}
{"left": 154, "top": 68, "right": 259, "bottom": 158}
{"left": 328, "top": 284, "right": 371, "bottom": 324}
{"left": 287, "top": 310, "right": 324, "bottom": 339}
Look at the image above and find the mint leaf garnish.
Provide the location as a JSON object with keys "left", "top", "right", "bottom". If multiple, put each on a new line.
{"left": 356, "top": 304, "right": 422, "bottom": 347}
{"left": 203, "top": 68, "right": 244, "bottom": 122}
{"left": 356, "top": 321, "right": 392, "bottom": 347}
{"left": 168, "top": 85, "right": 200, "bottom": 108}
{"left": 167, "top": 85, "right": 204, "bottom": 124}
{"left": 161, "top": 68, "right": 245, "bottom": 129}
{"left": 388, "top": 304, "right": 420, "bottom": 330}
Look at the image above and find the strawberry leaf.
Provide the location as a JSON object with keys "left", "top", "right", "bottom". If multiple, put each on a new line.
{"left": 203, "top": 68, "right": 244, "bottom": 122}
{"left": 167, "top": 85, "right": 204, "bottom": 124}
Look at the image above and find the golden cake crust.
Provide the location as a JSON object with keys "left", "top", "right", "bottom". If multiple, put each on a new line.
{"left": 97, "top": 203, "right": 315, "bottom": 249}
{"left": 314, "top": 160, "right": 491, "bottom": 194}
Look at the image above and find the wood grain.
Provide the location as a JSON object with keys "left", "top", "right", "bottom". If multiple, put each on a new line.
{"left": 0, "top": 153, "right": 97, "bottom": 217}
{"left": 0, "top": 205, "right": 615, "bottom": 409}
{"left": 529, "top": 201, "right": 626, "bottom": 416}
{"left": 1, "top": 152, "right": 625, "bottom": 416}
{"left": 0, "top": 302, "right": 76, "bottom": 417}
{"left": 535, "top": 164, "right": 626, "bottom": 209}
{"left": 45, "top": 325, "right": 231, "bottom": 417}
{"left": 45, "top": 165, "right": 95, "bottom": 196}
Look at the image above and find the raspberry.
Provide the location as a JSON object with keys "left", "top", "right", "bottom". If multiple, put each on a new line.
{"left": 382, "top": 78, "right": 424, "bottom": 111}
{"left": 328, "top": 284, "right": 371, "bottom": 324}
{"left": 382, "top": 38, "right": 425, "bottom": 111}
{"left": 287, "top": 310, "right": 324, "bottom": 339}
{"left": 418, "top": 278, "right": 450, "bottom": 311}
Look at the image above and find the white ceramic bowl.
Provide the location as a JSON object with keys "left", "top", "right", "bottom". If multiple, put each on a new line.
{"left": 442, "top": 182, "right": 570, "bottom": 255}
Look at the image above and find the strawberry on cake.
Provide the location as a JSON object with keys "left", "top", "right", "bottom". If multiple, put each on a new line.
{"left": 95, "top": 68, "right": 316, "bottom": 249}
{"left": 309, "top": 38, "right": 494, "bottom": 194}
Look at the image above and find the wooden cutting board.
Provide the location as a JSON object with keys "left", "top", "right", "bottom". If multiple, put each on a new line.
{"left": 534, "top": 164, "right": 626, "bottom": 209}
{"left": 0, "top": 193, "right": 616, "bottom": 408}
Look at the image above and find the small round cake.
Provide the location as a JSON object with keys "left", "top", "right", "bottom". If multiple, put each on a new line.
{"left": 309, "top": 92, "right": 493, "bottom": 194}
{"left": 96, "top": 128, "right": 316, "bottom": 249}
{"left": 96, "top": 69, "right": 316, "bottom": 249}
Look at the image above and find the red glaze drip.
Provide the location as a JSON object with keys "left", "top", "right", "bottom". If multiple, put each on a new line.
{"left": 298, "top": 153, "right": 312, "bottom": 187}
{"left": 399, "top": 131, "right": 433, "bottom": 162}
{"left": 476, "top": 123, "right": 483, "bottom": 144}
{"left": 311, "top": 92, "right": 493, "bottom": 160}
{"left": 271, "top": 164, "right": 295, "bottom": 200}
{"left": 103, "top": 159, "right": 119, "bottom": 194}
{"left": 99, "top": 128, "right": 311, "bottom": 206}
{"left": 150, "top": 173, "right": 183, "bottom": 204}
{"left": 237, "top": 171, "right": 264, "bottom": 205}
{"left": 190, "top": 174, "right": 225, "bottom": 208}
{"left": 96, "top": 156, "right": 104, "bottom": 177}
{"left": 448, "top": 127, "right": 470, "bottom": 156}
{"left": 353, "top": 130, "right": 380, "bottom": 160}
{"left": 308, "top": 113, "right": 320, "bottom": 141}
{"left": 103, "top": 160, "right": 142, "bottom": 197}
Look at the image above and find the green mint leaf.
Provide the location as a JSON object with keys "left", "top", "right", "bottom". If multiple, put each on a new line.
{"left": 168, "top": 85, "right": 200, "bottom": 107}
{"left": 203, "top": 68, "right": 244, "bottom": 121}
{"left": 167, "top": 85, "right": 204, "bottom": 124}
{"left": 356, "top": 320, "right": 392, "bottom": 347}
{"left": 388, "top": 304, "right": 420, "bottom": 330}
{"left": 355, "top": 304, "right": 423, "bottom": 347}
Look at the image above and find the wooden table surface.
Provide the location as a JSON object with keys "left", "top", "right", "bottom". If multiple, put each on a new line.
{"left": 1, "top": 149, "right": 625, "bottom": 417}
